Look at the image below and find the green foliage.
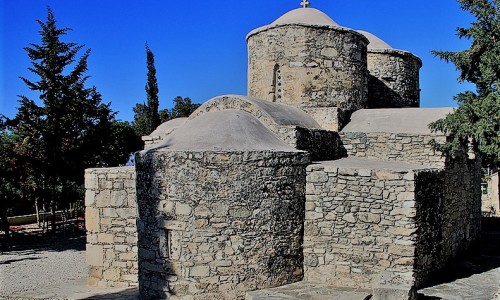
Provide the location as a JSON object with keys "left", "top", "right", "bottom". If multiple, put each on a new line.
{"left": 0, "top": 124, "right": 21, "bottom": 216}
{"left": 100, "top": 121, "right": 143, "bottom": 167}
{"left": 6, "top": 8, "right": 140, "bottom": 229}
{"left": 133, "top": 44, "right": 161, "bottom": 136}
{"left": 132, "top": 43, "right": 200, "bottom": 136}
{"left": 166, "top": 96, "right": 201, "bottom": 120}
{"left": 430, "top": 0, "right": 500, "bottom": 167}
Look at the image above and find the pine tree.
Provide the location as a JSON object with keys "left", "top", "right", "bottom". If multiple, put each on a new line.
{"left": 430, "top": 0, "right": 500, "bottom": 169}
{"left": 12, "top": 8, "right": 127, "bottom": 233}
{"left": 133, "top": 44, "right": 161, "bottom": 136}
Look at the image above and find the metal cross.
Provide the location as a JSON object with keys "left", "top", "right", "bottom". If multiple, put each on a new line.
{"left": 300, "top": 0, "right": 310, "bottom": 8}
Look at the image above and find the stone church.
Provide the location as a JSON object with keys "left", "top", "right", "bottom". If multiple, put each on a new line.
{"left": 85, "top": 3, "right": 482, "bottom": 300}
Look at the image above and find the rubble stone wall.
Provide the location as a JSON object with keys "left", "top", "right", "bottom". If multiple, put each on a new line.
{"left": 85, "top": 167, "right": 138, "bottom": 288}
{"left": 135, "top": 150, "right": 310, "bottom": 300}
{"left": 247, "top": 25, "right": 368, "bottom": 110}
{"left": 303, "top": 163, "right": 423, "bottom": 289}
{"left": 414, "top": 157, "right": 482, "bottom": 286}
{"left": 340, "top": 132, "right": 447, "bottom": 166}
{"left": 303, "top": 158, "right": 481, "bottom": 289}
{"left": 367, "top": 50, "right": 422, "bottom": 108}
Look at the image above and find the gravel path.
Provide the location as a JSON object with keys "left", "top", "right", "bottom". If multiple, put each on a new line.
{"left": 0, "top": 235, "right": 86, "bottom": 299}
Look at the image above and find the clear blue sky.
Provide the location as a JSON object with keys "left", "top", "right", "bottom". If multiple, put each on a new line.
{"left": 1, "top": 0, "right": 475, "bottom": 122}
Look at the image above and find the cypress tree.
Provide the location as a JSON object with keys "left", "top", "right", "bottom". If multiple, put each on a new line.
{"left": 133, "top": 44, "right": 161, "bottom": 136}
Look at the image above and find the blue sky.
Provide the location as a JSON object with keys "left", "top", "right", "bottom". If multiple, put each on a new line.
{"left": 1, "top": 0, "right": 475, "bottom": 122}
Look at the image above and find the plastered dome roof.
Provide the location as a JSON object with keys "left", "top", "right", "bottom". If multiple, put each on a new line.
{"left": 357, "top": 30, "right": 393, "bottom": 50}
{"left": 272, "top": 8, "right": 338, "bottom": 26}
{"left": 154, "top": 110, "right": 299, "bottom": 152}
{"left": 148, "top": 117, "right": 187, "bottom": 137}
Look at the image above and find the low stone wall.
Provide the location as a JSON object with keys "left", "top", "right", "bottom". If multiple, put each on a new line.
{"left": 303, "top": 157, "right": 481, "bottom": 290}
{"left": 135, "top": 150, "right": 310, "bottom": 300}
{"left": 85, "top": 167, "right": 138, "bottom": 288}
{"left": 340, "top": 132, "right": 446, "bottom": 166}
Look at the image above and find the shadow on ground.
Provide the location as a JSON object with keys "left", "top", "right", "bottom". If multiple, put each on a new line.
{"left": 417, "top": 217, "right": 500, "bottom": 299}
{"left": 0, "top": 227, "right": 86, "bottom": 253}
{"left": 81, "top": 288, "right": 139, "bottom": 300}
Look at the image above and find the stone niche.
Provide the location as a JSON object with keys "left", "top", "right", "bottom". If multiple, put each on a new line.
{"left": 247, "top": 8, "right": 368, "bottom": 112}
{"left": 135, "top": 110, "right": 310, "bottom": 300}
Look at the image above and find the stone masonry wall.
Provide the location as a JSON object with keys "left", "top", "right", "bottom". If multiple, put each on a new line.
{"left": 304, "top": 162, "right": 426, "bottom": 289}
{"left": 247, "top": 25, "right": 368, "bottom": 111}
{"left": 414, "top": 156, "right": 482, "bottom": 286}
{"left": 340, "top": 132, "right": 447, "bottom": 167}
{"left": 85, "top": 167, "right": 138, "bottom": 288}
{"left": 303, "top": 158, "right": 481, "bottom": 290}
{"left": 135, "top": 150, "right": 310, "bottom": 300}
{"left": 367, "top": 50, "right": 422, "bottom": 108}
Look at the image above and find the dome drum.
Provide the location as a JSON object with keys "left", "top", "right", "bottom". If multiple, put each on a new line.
{"left": 247, "top": 24, "right": 369, "bottom": 111}
{"left": 356, "top": 30, "right": 423, "bottom": 108}
{"left": 366, "top": 49, "right": 422, "bottom": 108}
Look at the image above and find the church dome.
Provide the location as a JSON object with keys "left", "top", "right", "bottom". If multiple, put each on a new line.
{"left": 271, "top": 8, "right": 338, "bottom": 27}
{"left": 155, "top": 110, "right": 298, "bottom": 152}
{"left": 357, "top": 30, "right": 393, "bottom": 50}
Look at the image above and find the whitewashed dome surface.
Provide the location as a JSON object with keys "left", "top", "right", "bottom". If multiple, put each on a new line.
{"left": 357, "top": 30, "right": 393, "bottom": 50}
{"left": 272, "top": 8, "right": 338, "bottom": 26}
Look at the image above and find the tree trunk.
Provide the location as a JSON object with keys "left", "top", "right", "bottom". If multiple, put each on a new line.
{"left": 50, "top": 199, "right": 56, "bottom": 234}
{"left": 35, "top": 198, "right": 40, "bottom": 226}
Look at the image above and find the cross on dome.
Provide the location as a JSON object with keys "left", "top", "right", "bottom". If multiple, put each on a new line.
{"left": 300, "top": 0, "right": 310, "bottom": 8}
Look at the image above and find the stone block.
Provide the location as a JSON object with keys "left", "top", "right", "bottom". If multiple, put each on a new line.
{"left": 194, "top": 205, "right": 212, "bottom": 218}
{"left": 358, "top": 212, "right": 381, "bottom": 224}
{"left": 190, "top": 266, "right": 210, "bottom": 277}
{"left": 85, "top": 190, "right": 96, "bottom": 206}
{"left": 374, "top": 171, "right": 401, "bottom": 180}
{"left": 175, "top": 203, "right": 192, "bottom": 216}
{"left": 358, "top": 169, "right": 372, "bottom": 177}
{"left": 95, "top": 190, "right": 111, "bottom": 208}
{"left": 89, "top": 266, "right": 103, "bottom": 279}
{"left": 103, "top": 268, "right": 121, "bottom": 281}
{"left": 161, "top": 220, "right": 188, "bottom": 231}
{"left": 87, "top": 276, "right": 99, "bottom": 287}
{"left": 115, "top": 208, "right": 136, "bottom": 219}
{"left": 342, "top": 213, "right": 357, "bottom": 223}
{"left": 305, "top": 211, "right": 323, "bottom": 220}
{"left": 397, "top": 192, "right": 415, "bottom": 201}
{"left": 97, "top": 233, "right": 114, "bottom": 244}
{"left": 85, "top": 207, "right": 100, "bottom": 233}
{"left": 388, "top": 244, "right": 414, "bottom": 257}
{"left": 87, "top": 244, "right": 104, "bottom": 267}
{"left": 387, "top": 227, "right": 416, "bottom": 237}
{"left": 307, "top": 172, "right": 329, "bottom": 183}
{"left": 111, "top": 190, "right": 127, "bottom": 207}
